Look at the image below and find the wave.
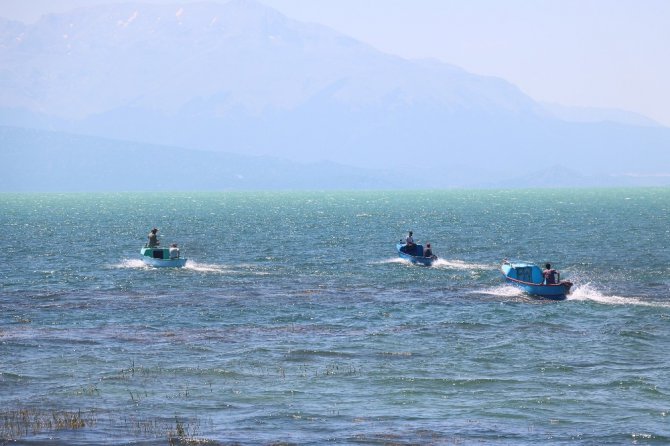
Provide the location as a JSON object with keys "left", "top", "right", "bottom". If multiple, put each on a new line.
{"left": 567, "top": 283, "right": 670, "bottom": 308}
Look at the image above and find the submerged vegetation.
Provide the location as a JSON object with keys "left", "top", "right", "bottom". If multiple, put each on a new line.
{"left": 0, "top": 409, "right": 212, "bottom": 444}
{"left": 0, "top": 357, "right": 367, "bottom": 443}
{"left": 0, "top": 408, "right": 93, "bottom": 440}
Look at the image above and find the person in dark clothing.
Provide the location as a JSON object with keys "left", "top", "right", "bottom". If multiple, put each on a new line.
{"left": 543, "top": 263, "right": 559, "bottom": 284}
{"left": 404, "top": 231, "right": 416, "bottom": 254}
{"left": 147, "top": 227, "right": 160, "bottom": 247}
{"left": 424, "top": 243, "right": 433, "bottom": 257}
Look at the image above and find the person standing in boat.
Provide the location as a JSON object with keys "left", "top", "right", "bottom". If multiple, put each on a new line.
{"left": 543, "top": 263, "right": 559, "bottom": 284}
{"left": 404, "top": 231, "right": 416, "bottom": 255}
{"left": 147, "top": 227, "right": 160, "bottom": 247}
{"left": 169, "top": 243, "right": 180, "bottom": 259}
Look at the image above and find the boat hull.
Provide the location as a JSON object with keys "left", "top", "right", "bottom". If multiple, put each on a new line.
{"left": 141, "top": 247, "right": 187, "bottom": 268}
{"left": 501, "top": 260, "right": 572, "bottom": 299}
{"left": 396, "top": 243, "right": 437, "bottom": 266}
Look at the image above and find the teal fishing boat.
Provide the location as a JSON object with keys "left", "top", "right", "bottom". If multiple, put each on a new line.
{"left": 396, "top": 242, "right": 438, "bottom": 266}
{"left": 501, "top": 260, "right": 572, "bottom": 299}
{"left": 140, "top": 245, "right": 187, "bottom": 268}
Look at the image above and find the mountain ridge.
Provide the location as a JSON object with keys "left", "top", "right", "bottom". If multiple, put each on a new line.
{"left": 0, "top": 125, "right": 411, "bottom": 191}
{"left": 2, "top": 125, "right": 667, "bottom": 191}
{"left": 0, "top": 1, "right": 540, "bottom": 117}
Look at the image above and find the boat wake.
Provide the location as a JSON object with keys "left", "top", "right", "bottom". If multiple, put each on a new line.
{"left": 478, "top": 285, "right": 525, "bottom": 298}
{"left": 115, "top": 259, "right": 150, "bottom": 269}
{"left": 183, "top": 261, "right": 233, "bottom": 273}
{"left": 377, "top": 257, "right": 494, "bottom": 271}
{"left": 114, "top": 259, "right": 232, "bottom": 273}
{"left": 431, "top": 258, "right": 494, "bottom": 270}
{"left": 567, "top": 283, "right": 670, "bottom": 308}
{"left": 377, "top": 257, "right": 412, "bottom": 265}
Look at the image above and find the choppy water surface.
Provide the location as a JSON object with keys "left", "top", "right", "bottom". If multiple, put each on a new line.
{"left": 1, "top": 189, "right": 669, "bottom": 445}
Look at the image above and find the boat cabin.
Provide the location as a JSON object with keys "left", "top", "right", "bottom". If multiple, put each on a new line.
{"left": 141, "top": 247, "right": 179, "bottom": 260}
{"left": 506, "top": 262, "right": 545, "bottom": 284}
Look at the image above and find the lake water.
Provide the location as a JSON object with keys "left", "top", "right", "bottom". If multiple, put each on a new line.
{"left": 1, "top": 189, "right": 669, "bottom": 445}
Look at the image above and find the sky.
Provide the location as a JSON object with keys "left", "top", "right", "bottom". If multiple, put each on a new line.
{"left": 2, "top": 0, "right": 669, "bottom": 127}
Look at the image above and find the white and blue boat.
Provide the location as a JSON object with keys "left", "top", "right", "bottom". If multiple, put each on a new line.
{"left": 396, "top": 243, "right": 438, "bottom": 266}
{"left": 140, "top": 245, "right": 187, "bottom": 268}
{"left": 501, "top": 260, "right": 572, "bottom": 299}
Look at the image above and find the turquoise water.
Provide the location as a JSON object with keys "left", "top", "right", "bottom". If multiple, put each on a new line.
{"left": 1, "top": 189, "right": 669, "bottom": 445}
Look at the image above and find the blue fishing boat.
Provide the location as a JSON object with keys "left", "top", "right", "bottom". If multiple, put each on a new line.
{"left": 140, "top": 245, "right": 187, "bottom": 268}
{"left": 501, "top": 260, "right": 572, "bottom": 299}
{"left": 396, "top": 243, "right": 438, "bottom": 266}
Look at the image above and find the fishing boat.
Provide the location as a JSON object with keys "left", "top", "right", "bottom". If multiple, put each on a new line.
{"left": 396, "top": 242, "right": 438, "bottom": 266}
{"left": 501, "top": 259, "right": 572, "bottom": 299}
{"left": 140, "top": 245, "right": 187, "bottom": 268}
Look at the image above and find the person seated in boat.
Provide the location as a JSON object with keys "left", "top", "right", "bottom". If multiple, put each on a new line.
{"left": 404, "top": 231, "right": 416, "bottom": 254}
{"left": 543, "top": 263, "right": 559, "bottom": 284}
{"left": 169, "top": 243, "right": 180, "bottom": 259}
{"left": 147, "top": 227, "right": 160, "bottom": 247}
{"left": 423, "top": 243, "right": 433, "bottom": 258}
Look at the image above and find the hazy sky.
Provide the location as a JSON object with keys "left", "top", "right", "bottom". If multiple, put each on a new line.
{"left": 2, "top": 0, "right": 669, "bottom": 126}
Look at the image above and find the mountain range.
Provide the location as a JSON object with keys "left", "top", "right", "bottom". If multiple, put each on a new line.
{"left": 1, "top": 0, "right": 669, "bottom": 191}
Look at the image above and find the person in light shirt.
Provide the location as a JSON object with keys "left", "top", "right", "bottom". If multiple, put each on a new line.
{"left": 169, "top": 243, "right": 180, "bottom": 259}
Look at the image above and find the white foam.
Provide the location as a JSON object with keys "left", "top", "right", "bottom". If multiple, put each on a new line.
{"left": 183, "top": 261, "right": 232, "bottom": 273}
{"left": 114, "top": 259, "right": 232, "bottom": 273}
{"left": 432, "top": 258, "right": 493, "bottom": 270}
{"left": 375, "top": 257, "right": 411, "bottom": 265}
{"left": 375, "top": 257, "right": 494, "bottom": 271}
{"left": 115, "top": 259, "right": 149, "bottom": 269}
{"left": 478, "top": 285, "right": 524, "bottom": 298}
{"left": 567, "top": 283, "right": 670, "bottom": 308}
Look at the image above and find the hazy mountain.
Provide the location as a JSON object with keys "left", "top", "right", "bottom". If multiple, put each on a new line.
{"left": 3, "top": 126, "right": 667, "bottom": 192}
{"left": 1, "top": 0, "right": 669, "bottom": 189}
{"left": 0, "top": 2, "right": 537, "bottom": 119}
{"left": 0, "top": 126, "right": 421, "bottom": 191}
{"left": 541, "top": 102, "right": 662, "bottom": 128}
